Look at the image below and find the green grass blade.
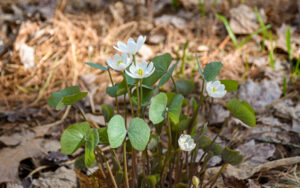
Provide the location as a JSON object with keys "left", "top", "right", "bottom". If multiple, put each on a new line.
{"left": 179, "top": 41, "right": 189, "bottom": 75}
{"left": 286, "top": 27, "right": 293, "bottom": 62}
{"left": 216, "top": 14, "right": 237, "bottom": 48}
{"left": 254, "top": 7, "right": 268, "bottom": 51}
{"left": 238, "top": 24, "right": 271, "bottom": 49}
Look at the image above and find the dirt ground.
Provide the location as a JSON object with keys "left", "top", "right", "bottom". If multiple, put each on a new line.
{"left": 0, "top": 0, "right": 300, "bottom": 187}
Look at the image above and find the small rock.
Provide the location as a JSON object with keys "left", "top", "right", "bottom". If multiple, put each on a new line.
{"left": 197, "top": 45, "right": 209, "bottom": 52}
{"left": 19, "top": 43, "right": 35, "bottom": 69}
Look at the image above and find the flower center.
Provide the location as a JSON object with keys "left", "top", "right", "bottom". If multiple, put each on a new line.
{"left": 137, "top": 68, "right": 144, "bottom": 76}
{"left": 117, "top": 60, "right": 124, "bottom": 66}
{"left": 212, "top": 87, "right": 217, "bottom": 93}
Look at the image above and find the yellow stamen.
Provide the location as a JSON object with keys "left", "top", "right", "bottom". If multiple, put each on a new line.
{"left": 212, "top": 87, "right": 217, "bottom": 93}
{"left": 117, "top": 60, "right": 124, "bottom": 66}
{"left": 137, "top": 68, "right": 144, "bottom": 76}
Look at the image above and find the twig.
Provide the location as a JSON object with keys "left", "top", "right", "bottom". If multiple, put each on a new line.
{"left": 254, "top": 138, "right": 300, "bottom": 149}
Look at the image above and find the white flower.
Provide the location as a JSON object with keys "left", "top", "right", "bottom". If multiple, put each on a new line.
{"left": 113, "top": 35, "right": 146, "bottom": 55}
{"left": 206, "top": 81, "right": 227, "bottom": 98}
{"left": 178, "top": 134, "right": 196, "bottom": 152}
{"left": 106, "top": 53, "right": 132, "bottom": 71}
{"left": 125, "top": 61, "right": 155, "bottom": 79}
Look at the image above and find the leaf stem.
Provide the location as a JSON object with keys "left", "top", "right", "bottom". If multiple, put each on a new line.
{"left": 122, "top": 71, "right": 134, "bottom": 117}
{"left": 96, "top": 147, "right": 118, "bottom": 188}
{"left": 197, "top": 116, "right": 230, "bottom": 175}
{"left": 171, "top": 76, "right": 178, "bottom": 94}
{"left": 123, "top": 141, "right": 129, "bottom": 188}
{"left": 108, "top": 68, "right": 119, "bottom": 114}
{"left": 203, "top": 163, "right": 228, "bottom": 188}
{"left": 73, "top": 104, "right": 87, "bottom": 121}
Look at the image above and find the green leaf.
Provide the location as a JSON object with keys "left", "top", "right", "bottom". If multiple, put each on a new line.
{"left": 143, "top": 53, "right": 172, "bottom": 86}
{"left": 168, "top": 94, "right": 184, "bottom": 125}
{"left": 226, "top": 99, "right": 256, "bottom": 127}
{"left": 128, "top": 118, "right": 150, "bottom": 151}
{"left": 86, "top": 62, "right": 108, "bottom": 71}
{"left": 149, "top": 93, "right": 168, "bottom": 124}
{"left": 172, "top": 114, "right": 190, "bottom": 132}
{"left": 125, "top": 72, "right": 136, "bottom": 86}
{"left": 85, "top": 129, "right": 99, "bottom": 167}
{"left": 74, "top": 155, "right": 86, "bottom": 170}
{"left": 157, "top": 62, "right": 178, "bottom": 88}
{"left": 222, "top": 146, "right": 243, "bottom": 165}
{"left": 220, "top": 80, "right": 239, "bottom": 92}
{"left": 197, "top": 135, "right": 223, "bottom": 155}
{"left": 145, "top": 174, "right": 160, "bottom": 188}
{"left": 98, "top": 127, "right": 109, "bottom": 144}
{"left": 131, "top": 87, "right": 153, "bottom": 107}
{"left": 175, "top": 79, "right": 195, "bottom": 96}
{"left": 216, "top": 14, "right": 237, "bottom": 47}
{"left": 56, "top": 92, "right": 88, "bottom": 110}
{"left": 101, "top": 104, "right": 114, "bottom": 122}
{"left": 238, "top": 24, "right": 271, "bottom": 49}
{"left": 48, "top": 86, "right": 88, "bottom": 110}
{"left": 107, "top": 115, "right": 127, "bottom": 148}
{"left": 286, "top": 26, "right": 293, "bottom": 62}
{"left": 60, "top": 122, "right": 90, "bottom": 154}
{"left": 106, "top": 80, "right": 127, "bottom": 97}
{"left": 203, "top": 62, "right": 223, "bottom": 81}
{"left": 147, "top": 134, "right": 159, "bottom": 151}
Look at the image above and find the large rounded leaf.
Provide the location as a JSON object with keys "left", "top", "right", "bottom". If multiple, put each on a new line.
{"left": 149, "top": 93, "right": 168, "bottom": 124}
{"left": 61, "top": 122, "right": 90, "bottom": 154}
{"left": 226, "top": 99, "right": 256, "bottom": 127}
{"left": 107, "top": 115, "right": 126, "bottom": 148}
{"left": 128, "top": 118, "right": 150, "bottom": 151}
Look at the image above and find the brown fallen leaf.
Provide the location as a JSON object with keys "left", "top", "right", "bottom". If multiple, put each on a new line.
{"left": 0, "top": 122, "right": 61, "bottom": 183}
{"left": 206, "top": 156, "right": 300, "bottom": 181}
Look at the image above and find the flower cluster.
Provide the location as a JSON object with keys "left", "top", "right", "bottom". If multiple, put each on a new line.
{"left": 107, "top": 35, "right": 155, "bottom": 79}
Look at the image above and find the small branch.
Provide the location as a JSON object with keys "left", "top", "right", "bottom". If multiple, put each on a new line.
{"left": 203, "top": 163, "right": 228, "bottom": 188}
{"left": 96, "top": 147, "right": 118, "bottom": 188}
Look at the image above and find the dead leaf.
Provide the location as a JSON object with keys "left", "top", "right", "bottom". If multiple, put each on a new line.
{"left": 0, "top": 124, "right": 61, "bottom": 183}
{"left": 31, "top": 166, "right": 76, "bottom": 188}
{"left": 237, "top": 140, "right": 276, "bottom": 165}
{"left": 206, "top": 156, "right": 300, "bottom": 180}
{"left": 238, "top": 79, "right": 282, "bottom": 112}
{"left": 229, "top": 5, "right": 267, "bottom": 34}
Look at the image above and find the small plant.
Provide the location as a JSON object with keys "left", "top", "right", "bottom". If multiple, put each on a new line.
{"left": 268, "top": 31, "right": 275, "bottom": 69}
{"left": 216, "top": 13, "right": 271, "bottom": 49}
{"left": 48, "top": 35, "right": 256, "bottom": 187}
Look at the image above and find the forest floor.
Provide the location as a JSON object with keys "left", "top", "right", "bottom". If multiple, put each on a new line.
{"left": 0, "top": 0, "right": 300, "bottom": 187}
